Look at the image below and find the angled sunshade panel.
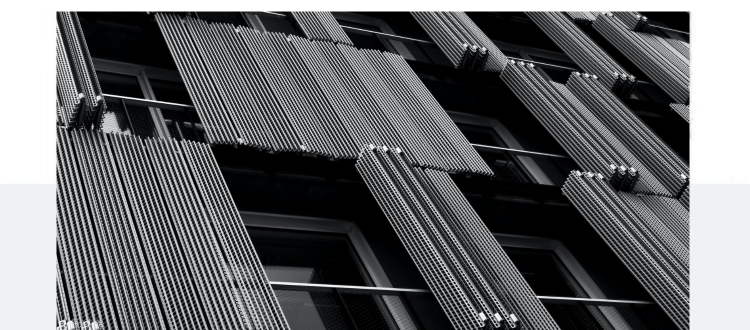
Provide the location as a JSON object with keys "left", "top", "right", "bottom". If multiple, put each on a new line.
{"left": 56, "top": 12, "right": 106, "bottom": 129}
{"left": 593, "top": 13, "right": 690, "bottom": 104}
{"left": 356, "top": 145, "right": 560, "bottom": 330}
{"left": 562, "top": 172, "right": 689, "bottom": 330}
{"left": 411, "top": 12, "right": 508, "bottom": 72}
{"left": 154, "top": 13, "right": 493, "bottom": 175}
{"left": 565, "top": 72, "right": 689, "bottom": 197}
{"left": 56, "top": 128, "right": 290, "bottom": 329}
{"left": 526, "top": 12, "right": 636, "bottom": 96}
{"left": 501, "top": 61, "right": 675, "bottom": 195}
{"left": 290, "top": 11, "right": 353, "bottom": 45}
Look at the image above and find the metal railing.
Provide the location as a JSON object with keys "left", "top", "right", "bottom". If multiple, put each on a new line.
{"left": 100, "top": 94, "right": 204, "bottom": 142}
{"left": 270, "top": 282, "right": 674, "bottom": 330}
{"left": 471, "top": 143, "right": 577, "bottom": 186}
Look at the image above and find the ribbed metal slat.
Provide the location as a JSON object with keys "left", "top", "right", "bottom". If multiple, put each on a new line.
{"left": 69, "top": 130, "right": 165, "bottom": 330}
{"left": 57, "top": 12, "right": 105, "bottom": 128}
{"left": 593, "top": 13, "right": 689, "bottom": 104}
{"left": 357, "top": 145, "right": 561, "bottom": 330}
{"left": 57, "top": 128, "right": 120, "bottom": 330}
{"left": 565, "top": 72, "right": 688, "bottom": 196}
{"left": 145, "top": 137, "right": 250, "bottom": 329}
{"left": 289, "top": 35, "right": 379, "bottom": 155}
{"left": 562, "top": 172, "right": 689, "bottom": 330}
{"left": 411, "top": 12, "right": 507, "bottom": 72}
{"left": 356, "top": 146, "right": 485, "bottom": 330}
{"left": 108, "top": 133, "right": 209, "bottom": 330}
{"left": 526, "top": 12, "right": 636, "bottom": 95}
{"left": 290, "top": 11, "right": 354, "bottom": 46}
{"left": 180, "top": 140, "right": 291, "bottom": 329}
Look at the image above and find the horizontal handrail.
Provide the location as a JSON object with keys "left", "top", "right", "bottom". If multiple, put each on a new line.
{"left": 649, "top": 24, "right": 689, "bottom": 36}
{"left": 341, "top": 25, "right": 433, "bottom": 44}
{"left": 269, "top": 281, "right": 656, "bottom": 306}
{"left": 471, "top": 143, "right": 570, "bottom": 159}
{"left": 537, "top": 295, "right": 656, "bottom": 306}
{"left": 102, "top": 94, "right": 195, "bottom": 111}
{"left": 269, "top": 281, "right": 431, "bottom": 294}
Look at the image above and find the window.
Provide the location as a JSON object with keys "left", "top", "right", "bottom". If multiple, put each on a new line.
{"left": 495, "top": 234, "right": 677, "bottom": 330}
{"left": 92, "top": 58, "right": 203, "bottom": 142}
{"left": 247, "top": 227, "right": 374, "bottom": 286}
{"left": 241, "top": 212, "right": 445, "bottom": 330}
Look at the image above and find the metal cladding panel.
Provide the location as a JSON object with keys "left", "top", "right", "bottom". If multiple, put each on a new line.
{"left": 670, "top": 103, "right": 690, "bottom": 123}
{"left": 56, "top": 128, "right": 121, "bottom": 330}
{"left": 67, "top": 130, "right": 165, "bottom": 330}
{"left": 289, "top": 35, "right": 380, "bottom": 155}
{"left": 108, "top": 133, "right": 209, "bottom": 329}
{"left": 153, "top": 13, "right": 491, "bottom": 175}
{"left": 290, "top": 11, "right": 354, "bottom": 45}
{"left": 356, "top": 146, "right": 560, "bottom": 330}
{"left": 57, "top": 12, "right": 105, "bottom": 128}
{"left": 526, "top": 12, "right": 635, "bottom": 94}
{"left": 593, "top": 13, "right": 689, "bottom": 104}
{"left": 565, "top": 73, "right": 688, "bottom": 197}
{"left": 562, "top": 172, "right": 689, "bottom": 330}
{"left": 501, "top": 61, "right": 673, "bottom": 195}
{"left": 180, "top": 140, "right": 291, "bottom": 329}
{"left": 418, "top": 169, "right": 561, "bottom": 330}
{"left": 57, "top": 128, "right": 291, "bottom": 329}
{"left": 411, "top": 12, "right": 507, "bottom": 72}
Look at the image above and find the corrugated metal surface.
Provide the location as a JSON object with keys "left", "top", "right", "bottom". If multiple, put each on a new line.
{"left": 593, "top": 13, "right": 689, "bottom": 104}
{"left": 356, "top": 145, "right": 560, "bottom": 330}
{"left": 56, "top": 128, "right": 290, "bottom": 329}
{"left": 154, "top": 13, "right": 491, "bottom": 175}
{"left": 410, "top": 12, "right": 508, "bottom": 72}
{"left": 527, "top": 12, "right": 635, "bottom": 95}
{"left": 290, "top": 12, "right": 354, "bottom": 45}
{"left": 562, "top": 172, "right": 689, "bottom": 330}
{"left": 57, "top": 12, "right": 105, "bottom": 129}
{"left": 501, "top": 61, "right": 677, "bottom": 196}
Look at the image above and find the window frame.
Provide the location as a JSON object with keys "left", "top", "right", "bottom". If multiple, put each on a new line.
{"left": 92, "top": 58, "right": 177, "bottom": 139}
{"left": 332, "top": 12, "right": 417, "bottom": 61}
{"left": 239, "top": 211, "right": 394, "bottom": 288}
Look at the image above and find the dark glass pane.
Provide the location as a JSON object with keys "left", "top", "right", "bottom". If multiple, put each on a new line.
{"left": 455, "top": 123, "right": 507, "bottom": 147}
{"left": 247, "top": 227, "right": 372, "bottom": 286}
{"left": 258, "top": 15, "right": 302, "bottom": 37}
{"left": 502, "top": 247, "right": 583, "bottom": 297}
{"left": 195, "top": 12, "right": 248, "bottom": 27}
{"left": 149, "top": 78, "right": 192, "bottom": 105}
{"left": 274, "top": 289, "right": 354, "bottom": 330}
{"left": 97, "top": 71, "right": 144, "bottom": 98}
{"left": 345, "top": 31, "right": 389, "bottom": 52}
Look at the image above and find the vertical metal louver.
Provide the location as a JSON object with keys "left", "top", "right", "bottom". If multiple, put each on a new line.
{"left": 562, "top": 171, "right": 689, "bottom": 330}
{"left": 410, "top": 12, "right": 508, "bottom": 72}
{"left": 501, "top": 61, "right": 672, "bottom": 195}
{"left": 565, "top": 72, "right": 688, "bottom": 197}
{"left": 356, "top": 145, "right": 560, "bottom": 330}
{"left": 154, "top": 13, "right": 492, "bottom": 175}
{"left": 57, "top": 12, "right": 105, "bottom": 129}
{"left": 526, "top": 12, "right": 636, "bottom": 96}
{"left": 290, "top": 12, "right": 354, "bottom": 45}
{"left": 593, "top": 13, "right": 689, "bottom": 104}
{"left": 56, "top": 128, "right": 290, "bottom": 329}
{"left": 669, "top": 103, "right": 690, "bottom": 123}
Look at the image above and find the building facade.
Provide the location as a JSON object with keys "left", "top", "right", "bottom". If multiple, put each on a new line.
{"left": 55, "top": 11, "right": 689, "bottom": 330}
